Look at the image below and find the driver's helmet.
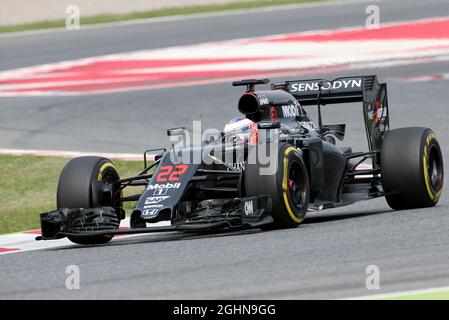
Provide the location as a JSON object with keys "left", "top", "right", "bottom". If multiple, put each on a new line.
{"left": 223, "top": 117, "right": 258, "bottom": 144}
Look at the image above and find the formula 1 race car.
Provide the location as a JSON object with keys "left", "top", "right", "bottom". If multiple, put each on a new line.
{"left": 37, "top": 75, "right": 444, "bottom": 245}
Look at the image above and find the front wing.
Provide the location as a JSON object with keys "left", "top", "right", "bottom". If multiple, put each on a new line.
{"left": 36, "top": 196, "right": 272, "bottom": 241}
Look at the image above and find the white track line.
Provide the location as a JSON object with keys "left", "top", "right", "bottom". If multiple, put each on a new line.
{"left": 0, "top": 218, "right": 172, "bottom": 255}
{"left": 2, "top": 16, "right": 449, "bottom": 97}
{"left": 0, "top": 148, "right": 149, "bottom": 161}
{"left": 395, "top": 72, "right": 449, "bottom": 82}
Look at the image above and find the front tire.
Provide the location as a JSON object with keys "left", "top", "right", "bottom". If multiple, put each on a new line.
{"left": 381, "top": 127, "right": 444, "bottom": 210}
{"left": 244, "top": 143, "right": 309, "bottom": 229}
{"left": 57, "top": 156, "right": 122, "bottom": 245}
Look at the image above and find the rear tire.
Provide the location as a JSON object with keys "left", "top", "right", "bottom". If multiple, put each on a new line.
{"left": 57, "top": 156, "right": 122, "bottom": 245}
{"left": 381, "top": 127, "right": 444, "bottom": 210}
{"left": 244, "top": 143, "right": 309, "bottom": 229}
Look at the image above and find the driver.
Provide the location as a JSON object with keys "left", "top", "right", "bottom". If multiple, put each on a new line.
{"left": 223, "top": 117, "right": 259, "bottom": 145}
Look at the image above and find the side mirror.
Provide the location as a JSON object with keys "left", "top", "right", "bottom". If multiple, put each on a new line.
{"left": 167, "top": 127, "right": 188, "bottom": 149}
{"left": 167, "top": 127, "right": 187, "bottom": 136}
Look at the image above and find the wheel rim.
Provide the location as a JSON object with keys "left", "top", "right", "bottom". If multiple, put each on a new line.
{"left": 427, "top": 144, "right": 443, "bottom": 192}
{"left": 287, "top": 161, "right": 307, "bottom": 210}
{"left": 98, "top": 167, "right": 121, "bottom": 208}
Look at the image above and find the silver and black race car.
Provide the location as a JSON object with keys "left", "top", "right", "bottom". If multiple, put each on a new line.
{"left": 37, "top": 75, "right": 444, "bottom": 245}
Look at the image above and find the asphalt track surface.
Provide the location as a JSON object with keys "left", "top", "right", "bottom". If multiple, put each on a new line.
{"left": 1, "top": 0, "right": 449, "bottom": 299}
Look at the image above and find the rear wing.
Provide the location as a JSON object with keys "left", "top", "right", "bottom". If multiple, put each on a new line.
{"left": 273, "top": 75, "right": 389, "bottom": 158}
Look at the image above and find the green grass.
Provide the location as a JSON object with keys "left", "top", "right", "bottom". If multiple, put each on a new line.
{"left": 0, "top": 155, "right": 145, "bottom": 234}
{"left": 0, "top": 0, "right": 323, "bottom": 34}
{"left": 383, "top": 290, "right": 449, "bottom": 300}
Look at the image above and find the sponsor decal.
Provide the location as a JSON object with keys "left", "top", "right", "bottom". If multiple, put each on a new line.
{"left": 270, "top": 106, "right": 278, "bottom": 121}
{"left": 227, "top": 162, "right": 246, "bottom": 171}
{"left": 147, "top": 182, "right": 181, "bottom": 191}
{"left": 143, "top": 204, "right": 164, "bottom": 209}
{"left": 145, "top": 196, "right": 170, "bottom": 204}
{"left": 377, "top": 107, "right": 384, "bottom": 117}
{"left": 156, "top": 164, "right": 189, "bottom": 182}
{"left": 258, "top": 94, "right": 269, "bottom": 106}
{"left": 289, "top": 79, "right": 362, "bottom": 92}
{"left": 368, "top": 107, "right": 375, "bottom": 120}
{"left": 282, "top": 104, "right": 300, "bottom": 117}
{"left": 153, "top": 189, "right": 168, "bottom": 196}
{"left": 142, "top": 209, "right": 159, "bottom": 217}
{"left": 299, "top": 121, "right": 317, "bottom": 131}
{"left": 244, "top": 200, "right": 254, "bottom": 216}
